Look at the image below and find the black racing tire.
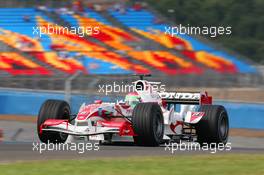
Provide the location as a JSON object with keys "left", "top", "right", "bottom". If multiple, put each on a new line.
{"left": 196, "top": 105, "right": 229, "bottom": 146}
{"left": 37, "top": 99, "right": 71, "bottom": 144}
{"left": 132, "top": 103, "right": 164, "bottom": 146}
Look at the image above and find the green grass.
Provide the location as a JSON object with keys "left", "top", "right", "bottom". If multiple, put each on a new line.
{"left": 0, "top": 154, "right": 264, "bottom": 175}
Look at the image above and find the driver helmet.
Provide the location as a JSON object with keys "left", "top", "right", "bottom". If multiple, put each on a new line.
{"left": 125, "top": 92, "right": 140, "bottom": 108}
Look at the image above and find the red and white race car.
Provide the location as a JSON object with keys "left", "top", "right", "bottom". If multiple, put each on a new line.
{"left": 37, "top": 76, "right": 229, "bottom": 146}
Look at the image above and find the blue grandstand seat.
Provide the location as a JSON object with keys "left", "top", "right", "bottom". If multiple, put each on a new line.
{"left": 85, "top": 8, "right": 111, "bottom": 25}
{"left": 60, "top": 8, "right": 111, "bottom": 26}
{"left": 60, "top": 14, "right": 79, "bottom": 28}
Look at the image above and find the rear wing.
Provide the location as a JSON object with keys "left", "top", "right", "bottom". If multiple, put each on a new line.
{"left": 158, "top": 92, "right": 212, "bottom": 105}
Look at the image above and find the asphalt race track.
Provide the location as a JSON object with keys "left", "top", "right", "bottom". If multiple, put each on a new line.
{"left": 0, "top": 141, "right": 264, "bottom": 163}
{"left": 0, "top": 121, "right": 264, "bottom": 163}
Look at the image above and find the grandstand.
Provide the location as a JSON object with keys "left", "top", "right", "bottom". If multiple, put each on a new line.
{"left": 0, "top": 0, "right": 262, "bottom": 90}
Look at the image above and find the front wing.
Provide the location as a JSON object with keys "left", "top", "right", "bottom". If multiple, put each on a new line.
{"left": 40, "top": 119, "right": 135, "bottom": 136}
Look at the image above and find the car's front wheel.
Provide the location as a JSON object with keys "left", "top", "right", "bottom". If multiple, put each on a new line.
{"left": 37, "top": 99, "right": 70, "bottom": 143}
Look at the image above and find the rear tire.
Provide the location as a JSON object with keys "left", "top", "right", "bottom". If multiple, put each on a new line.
{"left": 132, "top": 103, "right": 164, "bottom": 146}
{"left": 37, "top": 99, "right": 70, "bottom": 143}
{"left": 196, "top": 105, "right": 229, "bottom": 146}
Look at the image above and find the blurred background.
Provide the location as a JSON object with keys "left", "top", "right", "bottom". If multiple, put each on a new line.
{"left": 0, "top": 0, "right": 263, "bottom": 143}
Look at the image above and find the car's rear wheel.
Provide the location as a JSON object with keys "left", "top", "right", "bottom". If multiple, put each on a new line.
{"left": 37, "top": 99, "right": 70, "bottom": 143}
{"left": 195, "top": 105, "right": 229, "bottom": 146}
{"left": 132, "top": 103, "right": 164, "bottom": 146}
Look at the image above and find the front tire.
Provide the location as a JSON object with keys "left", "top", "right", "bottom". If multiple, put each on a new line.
{"left": 132, "top": 103, "right": 164, "bottom": 146}
{"left": 196, "top": 105, "right": 229, "bottom": 146}
{"left": 37, "top": 99, "right": 70, "bottom": 143}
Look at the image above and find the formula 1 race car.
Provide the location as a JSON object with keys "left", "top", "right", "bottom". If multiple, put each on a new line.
{"left": 37, "top": 75, "right": 229, "bottom": 146}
